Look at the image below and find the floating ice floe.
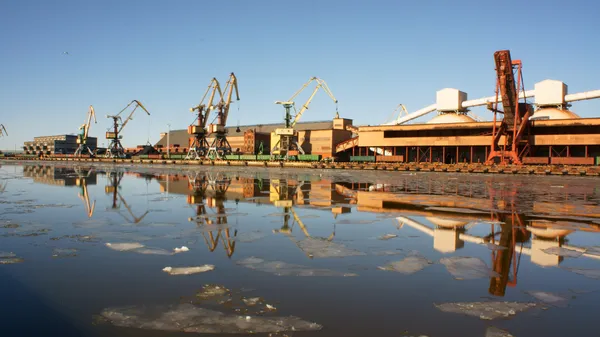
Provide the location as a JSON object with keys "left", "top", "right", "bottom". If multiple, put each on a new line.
{"left": 163, "top": 265, "right": 215, "bottom": 275}
{"left": 105, "top": 242, "right": 145, "bottom": 251}
{"left": 295, "top": 237, "right": 365, "bottom": 258}
{"left": 99, "top": 304, "right": 322, "bottom": 334}
{"left": 52, "top": 248, "right": 78, "bottom": 258}
{"left": 378, "top": 255, "right": 433, "bottom": 274}
{"left": 485, "top": 243, "right": 508, "bottom": 251}
{"left": 0, "top": 251, "right": 23, "bottom": 265}
{"left": 435, "top": 301, "right": 537, "bottom": 320}
{"left": 242, "top": 297, "right": 261, "bottom": 306}
{"left": 378, "top": 234, "right": 398, "bottom": 240}
{"left": 562, "top": 267, "right": 600, "bottom": 280}
{"left": 525, "top": 291, "right": 570, "bottom": 307}
{"left": 173, "top": 246, "right": 190, "bottom": 253}
{"left": 235, "top": 232, "right": 267, "bottom": 243}
{"left": 542, "top": 247, "right": 583, "bottom": 258}
{"left": 236, "top": 257, "right": 357, "bottom": 277}
{"left": 440, "top": 256, "right": 500, "bottom": 280}
{"left": 197, "top": 284, "right": 230, "bottom": 300}
{"left": 372, "top": 250, "right": 404, "bottom": 256}
{"left": 486, "top": 326, "right": 514, "bottom": 337}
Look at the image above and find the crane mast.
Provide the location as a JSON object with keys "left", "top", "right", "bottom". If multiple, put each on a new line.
{"left": 75, "top": 105, "right": 97, "bottom": 157}
{"left": 105, "top": 100, "right": 150, "bottom": 159}
{"left": 207, "top": 72, "right": 240, "bottom": 160}
{"left": 271, "top": 77, "right": 338, "bottom": 160}
{"left": 186, "top": 78, "right": 222, "bottom": 160}
{"left": 0, "top": 124, "right": 7, "bottom": 138}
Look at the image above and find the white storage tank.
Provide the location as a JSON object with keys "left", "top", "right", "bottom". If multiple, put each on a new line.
{"left": 436, "top": 88, "right": 467, "bottom": 112}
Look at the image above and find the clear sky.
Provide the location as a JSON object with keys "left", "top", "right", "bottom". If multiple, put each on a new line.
{"left": 1, "top": 0, "right": 599, "bottom": 150}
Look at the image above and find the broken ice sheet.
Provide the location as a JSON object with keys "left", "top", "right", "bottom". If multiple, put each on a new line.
{"left": 542, "top": 246, "right": 583, "bottom": 258}
{"left": 52, "top": 248, "right": 78, "bottom": 258}
{"left": 486, "top": 326, "right": 514, "bottom": 337}
{"left": 378, "top": 255, "right": 433, "bottom": 274}
{"left": 0, "top": 257, "right": 24, "bottom": 264}
{"left": 525, "top": 291, "right": 570, "bottom": 307}
{"left": 163, "top": 265, "right": 215, "bottom": 275}
{"left": 236, "top": 257, "right": 357, "bottom": 277}
{"left": 235, "top": 231, "right": 267, "bottom": 243}
{"left": 197, "top": 284, "right": 230, "bottom": 300}
{"left": 435, "top": 301, "right": 537, "bottom": 320}
{"left": 378, "top": 234, "right": 398, "bottom": 240}
{"left": 440, "top": 257, "right": 500, "bottom": 280}
{"left": 99, "top": 303, "right": 322, "bottom": 334}
{"left": 295, "top": 237, "right": 365, "bottom": 258}
{"left": 105, "top": 242, "right": 145, "bottom": 251}
{"left": 485, "top": 243, "right": 508, "bottom": 251}
{"left": 563, "top": 267, "right": 600, "bottom": 280}
{"left": 242, "top": 297, "right": 261, "bottom": 306}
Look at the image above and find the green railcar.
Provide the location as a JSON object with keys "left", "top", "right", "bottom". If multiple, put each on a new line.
{"left": 350, "top": 155, "right": 376, "bottom": 162}
{"left": 298, "top": 154, "right": 322, "bottom": 161}
{"left": 240, "top": 154, "right": 257, "bottom": 161}
{"left": 224, "top": 154, "right": 240, "bottom": 160}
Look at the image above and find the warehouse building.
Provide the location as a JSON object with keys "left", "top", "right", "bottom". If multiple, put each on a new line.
{"left": 155, "top": 119, "right": 354, "bottom": 158}
{"left": 23, "top": 135, "right": 98, "bottom": 156}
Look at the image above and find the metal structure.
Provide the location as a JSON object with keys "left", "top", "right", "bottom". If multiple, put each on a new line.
{"left": 0, "top": 124, "right": 7, "bottom": 138}
{"left": 74, "top": 166, "right": 96, "bottom": 218}
{"left": 272, "top": 77, "right": 338, "bottom": 160}
{"left": 207, "top": 72, "right": 240, "bottom": 159}
{"left": 105, "top": 100, "right": 150, "bottom": 159}
{"left": 187, "top": 78, "right": 222, "bottom": 160}
{"left": 486, "top": 50, "right": 532, "bottom": 165}
{"left": 105, "top": 170, "right": 149, "bottom": 223}
{"left": 75, "top": 105, "right": 97, "bottom": 157}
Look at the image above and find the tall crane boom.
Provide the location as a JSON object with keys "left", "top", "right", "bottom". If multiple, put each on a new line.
{"left": 105, "top": 100, "right": 151, "bottom": 159}
{"left": 272, "top": 77, "right": 338, "bottom": 160}
{"left": 186, "top": 78, "right": 223, "bottom": 160}
{"left": 206, "top": 72, "right": 240, "bottom": 160}
{"left": 0, "top": 124, "right": 7, "bottom": 137}
{"left": 75, "top": 105, "right": 98, "bottom": 157}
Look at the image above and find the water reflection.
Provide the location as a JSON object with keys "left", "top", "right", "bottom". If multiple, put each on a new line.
{"left": 10, "top": 163, "right": 600, "bottom": 336}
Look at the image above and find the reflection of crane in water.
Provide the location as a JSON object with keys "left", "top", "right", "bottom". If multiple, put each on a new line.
{"left": 105, "top": 170, "right": 149, "bottom": 223}
{"left": 186, "top": 171, "right": 237, "bottom": 257}
{"left": 73, "top": 166, "right": 96, "bottom": 218}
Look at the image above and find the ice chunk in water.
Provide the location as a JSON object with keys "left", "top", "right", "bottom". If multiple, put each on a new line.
{"left": 485, "top": 243, "right": 508, "bottom": 251}
{"left": 0, "top": 257, "right": 24, "bottom": 264}
{"left": 440, "top": 256, "right": 500, "bottom": 280}
{"left": 486, "top": 326, "right": 514, "bottom": 337}
{"left": 542, "top": 246, "right": 583, "bottom": 258}
{"left": 378, "top": 256, "right": 433, "bottom": 274}
{"left": 0, "top": 251, "right": 16, "bottom": 258}
{"left": 100, "top": 303, "right": 322, "bottom": 334}
{"left": 236, "top": 232, "right": 267, "bottom": 243}
{"left": 378, "top": 234, "right": 398, "bottom": 240}
{"left": 563, "top": 267, "right": 600, "bottom": 280}
{"left": 525, "top": 291, "right": 570, "bottom": 307}
{"left": 435, "top": 301, "right": 537, "bottom": 320}
{"left": 173, "top": 246, "right": 190, "bottom": 253}
{"left": 296, "top": 237, "right": 365, "bottom": 258}
{"left": 163, "top": 265, "right": 215, "bottom": 275}
{"left": 105, "top": 242, "right": 144, "bottom": 251}
{"left": 134, "top": 247, "right": 173, "bottom": 255}
{"left": 236, "top": 257, "right": 357, "bottom": 277}
{"left": 242, "top": 297, "right": 261, "bottom": 306}
{"left": 197, "top": 284, "right": 230, "bottom": 300}
{"left": 52, "top": 248, "right": 78, "bottom": 258}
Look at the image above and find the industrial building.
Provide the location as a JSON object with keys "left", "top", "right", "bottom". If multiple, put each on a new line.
{"left": 338, "top": 78, "right": 600, "bottom": 165}
{"left": 23, "top": 135, "right": 98, "bottom": 156}
{"left": 155, "top": 118, "right": 354, "bottom": 159}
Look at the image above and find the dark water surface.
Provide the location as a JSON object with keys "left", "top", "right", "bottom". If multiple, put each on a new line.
{"left": 2, "top": 161, "right": 600, "bottom": 337}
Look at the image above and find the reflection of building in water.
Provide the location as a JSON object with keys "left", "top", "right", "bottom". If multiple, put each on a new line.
{"left": 24, "top": 164, "right": 97, "bottom": 217}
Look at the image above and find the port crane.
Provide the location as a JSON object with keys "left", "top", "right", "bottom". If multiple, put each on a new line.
{"left": 105, "top": 100, "right": 150, "bottom": 159}
{"left": 75, "top": 106, "right": 97, "bottom": 157}
{"left": 187, "top": 78, "right": 222, "bottom": 160}
{"left": 272, "top": 77, "right": 338, "bottom": 160}
{"left": 73, "top": 166, "right": 96, "bottom": 218}
{"left": 105, "top": 170, "right": 149, "bottom": 223}
{"left": 207, "top": 72, "right": 240, "bottom": 159}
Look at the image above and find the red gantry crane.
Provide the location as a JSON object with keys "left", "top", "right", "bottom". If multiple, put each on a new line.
{"left": 75, "top": 105, "right": 97, "bottom": 157}
{"left": 186, "top": 78, "right": 222, "bottom": 160}
{"left": 105, "top": 100, "right": 150, "bottom": 159}
{"left": 207, "top": 72, "right": 240, "bottom": 159}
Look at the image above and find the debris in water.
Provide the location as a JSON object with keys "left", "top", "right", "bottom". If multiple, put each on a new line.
{"left": 52, "top": 248, "right": 78, "bottom": 258}
{"left": 265, "top": 304, "right": 277, "bottom": 311}
{"left": 378, "top": 256, "right": 433, "bottom": 274}
{"left": 197, "top": 284, "right": 230, "bottom": 300}
{"left": 435, "top": 301, "right": 537, "bottom": 320}
{"left": 486, "top": 326, "right": 514, "bottom": 337}
{"left": 440, "top": 256, "right": 500, "bottom": 280}
{"left": 0, "top": 223, "right": 19, "bottom": 229}
{"left": 296, "top": 237, "right": 365, "bottom": 258}
{"left": 99, "top": 303, "right": 323, "bottom": 333}
{"left": 542, "top": 247, "right": 583, "bottom": 258}
{"left": 242, "top": 297, "right": 261, "bottom": 306}
{"left": 378, "top": 234, "right": 398, "bottom": 240}
{"left": 162, "top": 265, "right": 215, "bottom": 275}
{"left": 525, "top": 291, "right": 570, "bottom": 307}
{"left": 563, "top": 267, "right": 600, "bottom": 280}
{"left": 485, "top": 243, "right": 508, "bottom": 251}
{"left": 173, "top": 246, "right": 190, "bottom": 253}
{"left": 0, "top": 257, "right": 24, "bottom": 264}
{"left": 105, "top": 242, "right": 145, "bottom": 251}
{"left": 236, "top": 257, "right": 357, "bottom": 277}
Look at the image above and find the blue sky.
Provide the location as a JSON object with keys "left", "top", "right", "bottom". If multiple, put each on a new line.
{"left": 1, "top": 0, "right": 599, "bottom": 150}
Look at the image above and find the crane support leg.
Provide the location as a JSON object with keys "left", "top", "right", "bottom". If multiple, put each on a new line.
{"left": 207, "top": 134, "right": 232, "bottom": 160}
{"left": 186, "top": 135, "right": 210, "bottom": 160}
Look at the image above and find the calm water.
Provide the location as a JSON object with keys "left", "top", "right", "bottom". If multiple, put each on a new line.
{"left": 2, "top": 161, "right": 600, "bottom": 337}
